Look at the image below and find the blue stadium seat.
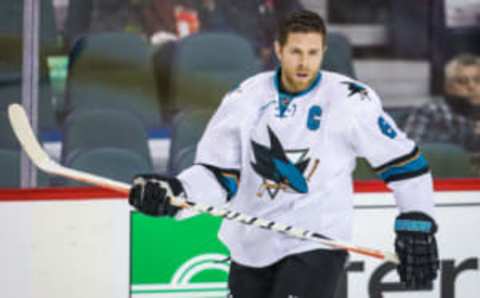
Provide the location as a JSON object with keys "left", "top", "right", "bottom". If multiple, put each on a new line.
{"left": 63, "top": 147, "right": 153, "bottom": 186}
{"left": 66, "top": 32, "right": 162, "bottom": 129}
{"left": 169, "top": 32, "right": 261, "bottom": 110}
{"left": 167, "top": 109, "right": 214, "bottom": 175}
{"left": 61, "top": 109, "right": 152, "bottom": 168}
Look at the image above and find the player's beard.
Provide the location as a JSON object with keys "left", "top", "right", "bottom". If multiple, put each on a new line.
{"left": 283, "top": 68, "right": 317, "bottom": 93}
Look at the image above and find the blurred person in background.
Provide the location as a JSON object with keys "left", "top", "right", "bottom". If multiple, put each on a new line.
{"left": 404, "top": 53, "right": 480, "bottom": 146}
{"left": 404, "top": 53, "right": 480, "bottom": 175}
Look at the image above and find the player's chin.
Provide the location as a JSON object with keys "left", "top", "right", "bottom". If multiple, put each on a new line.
{"left": 294, "top": 75, "right": 315, "bottom": 88}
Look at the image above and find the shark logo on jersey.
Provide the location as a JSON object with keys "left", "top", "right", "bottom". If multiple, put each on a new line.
{"left": 250, "top": 126, "right": 319, "bottom": 199}
{"left": 342, "top": 81, "right": 370, "bottom": 100}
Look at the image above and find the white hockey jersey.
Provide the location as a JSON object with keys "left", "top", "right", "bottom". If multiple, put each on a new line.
{"left": 178, "top": 70, "right": 434, "bottom": 267}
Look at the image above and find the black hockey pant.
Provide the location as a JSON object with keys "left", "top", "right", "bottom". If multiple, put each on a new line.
{"left": 227, "top": 249, "right": 348, "bottom": 298}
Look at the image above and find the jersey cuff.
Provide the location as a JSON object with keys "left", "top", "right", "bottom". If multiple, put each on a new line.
{"left": 373, "top": 146, "right": 430, "bottom": 182}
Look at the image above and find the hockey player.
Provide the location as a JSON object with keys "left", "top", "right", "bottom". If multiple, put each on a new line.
{"left": 129, "top": 10, "right": 439, "bottom": 298}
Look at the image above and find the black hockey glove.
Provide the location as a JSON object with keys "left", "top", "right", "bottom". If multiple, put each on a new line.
{"left": 129, "top": 174, "right": 183, "bottom": 217}
{"left": 394, "top": 212, "right": 439, "bottom": 289}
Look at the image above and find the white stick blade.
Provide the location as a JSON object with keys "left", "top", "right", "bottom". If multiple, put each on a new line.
{"left": 8, "top": 103, "right": 52, "bottom": 171}
{"left": 7, "top": 103, "right": 131, "bottom": 193}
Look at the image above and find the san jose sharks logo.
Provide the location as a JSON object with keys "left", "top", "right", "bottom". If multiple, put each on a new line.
{"left": 250, "top": 126, "right": 319, "bottom": 199}
{"left": 342, "top": 81, "right": 370, "bottom": 100}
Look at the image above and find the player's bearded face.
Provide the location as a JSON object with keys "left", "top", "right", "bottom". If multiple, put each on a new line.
{"left": 275, "top": 32, "right": 326, "bottom": 93}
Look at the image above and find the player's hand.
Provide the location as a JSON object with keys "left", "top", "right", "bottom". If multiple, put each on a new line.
{"left": 394, "top": 212, "right": 439, "bottom": 288}
{"left": 129, "top": 174, "right": 183, "bottom": 216}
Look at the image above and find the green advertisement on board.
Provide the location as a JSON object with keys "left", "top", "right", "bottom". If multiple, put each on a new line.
{"left": 130, "top": 212, "right": 230, "bottom": 297}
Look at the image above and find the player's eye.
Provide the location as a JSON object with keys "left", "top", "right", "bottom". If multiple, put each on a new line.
{"left": 290, "top": 48, "right": 302, "bottom": 55}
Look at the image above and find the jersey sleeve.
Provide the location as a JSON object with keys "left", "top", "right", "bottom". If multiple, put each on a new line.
{"left": 177, "top": 91, "right": 242, "bottom": 209}
{"left": 349, "top": 87, "right": 435, "bottom": 216}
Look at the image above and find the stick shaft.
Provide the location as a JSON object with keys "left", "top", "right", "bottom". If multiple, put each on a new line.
{"left": 8, "top": 103, "right": 399, "bottom": 264}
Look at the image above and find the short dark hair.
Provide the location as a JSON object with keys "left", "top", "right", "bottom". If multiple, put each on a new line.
{"left": 277, "top": 10, "right": 327, "bottom": 46}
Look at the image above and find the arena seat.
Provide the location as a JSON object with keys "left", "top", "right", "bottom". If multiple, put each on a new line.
{"left": 66, "top": 32, "right": 162, "bottom": 129}
{"left": 61, "top": 109, "right": 152, "bottom": 168}
{"left": 169, "top": 32, "right": 261, "bottom": 110}
{"left": 167, "top": 109, "right": 214, "bottom": 175}
{"left": 63, "top": 147, "right": 153, "bottom": 186}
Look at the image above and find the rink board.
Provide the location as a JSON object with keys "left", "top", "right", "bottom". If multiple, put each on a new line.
{"left": 0, "top": 184, "right": 479, "bottom": 298}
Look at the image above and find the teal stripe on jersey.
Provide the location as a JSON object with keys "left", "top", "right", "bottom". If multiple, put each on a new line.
{"left": 379, "top": 154, "right": 429, "bottom": 181}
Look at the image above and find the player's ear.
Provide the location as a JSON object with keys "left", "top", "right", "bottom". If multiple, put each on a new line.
{"left": 274, "top": 41, "right": 282, "bottom": 61}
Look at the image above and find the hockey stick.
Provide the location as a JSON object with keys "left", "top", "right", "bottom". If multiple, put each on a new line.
{"left": 8, "top": 103, "right": 399, "bottom": 264}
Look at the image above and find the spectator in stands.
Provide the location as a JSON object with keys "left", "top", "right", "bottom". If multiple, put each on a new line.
{"left": 404, "top": 53, "right": 480, "bottom": 148}
{"left": 404, "top": 53, "right": 480, "bottom": 175}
